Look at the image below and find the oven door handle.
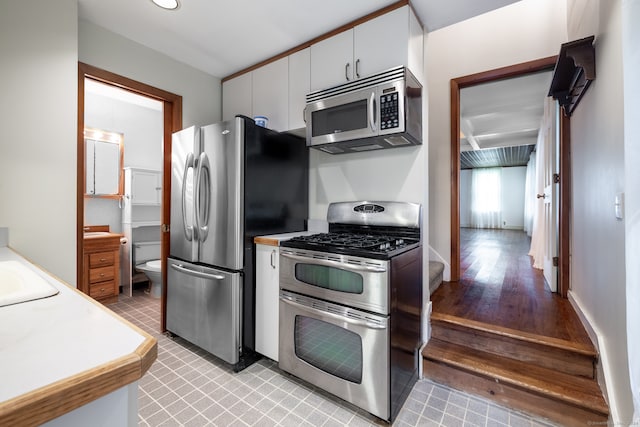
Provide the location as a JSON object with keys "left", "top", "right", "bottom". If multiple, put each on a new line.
{"left": 280, "top": 294, "right": 386, "bottom": 330}
{"left": 280, "top": 253, "right": 387, "bottom": 273}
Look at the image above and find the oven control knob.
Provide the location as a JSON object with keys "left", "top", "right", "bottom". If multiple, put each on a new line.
{"left": 396, "top": 239, "right": 404, "bottom": 246}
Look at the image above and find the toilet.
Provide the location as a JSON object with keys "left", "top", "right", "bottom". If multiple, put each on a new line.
{"left": 133, "top": 241, "right": 162, "bottom": 298}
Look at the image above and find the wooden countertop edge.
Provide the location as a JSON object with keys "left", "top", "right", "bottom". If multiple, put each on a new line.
{"left": 254, "top": 236, "right": 279, "bottom": 246}
{"left": 0, "top": 336, "right": 156, "bottom": 427}
{"left": 0, "top": 254, "right": 158, "bottom": 427}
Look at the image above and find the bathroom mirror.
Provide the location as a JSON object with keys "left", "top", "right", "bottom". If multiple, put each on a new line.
{"left": 84, "top": 127, "right": 124, "bottom": 197}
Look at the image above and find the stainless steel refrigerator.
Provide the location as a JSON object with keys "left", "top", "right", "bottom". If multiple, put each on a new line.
{"left": 167, "top": 115, "right": 308, "bottom": 371}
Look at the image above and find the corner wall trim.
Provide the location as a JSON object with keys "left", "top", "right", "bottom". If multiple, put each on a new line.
{"left": 568, "top": 290, "right": 619, "bottom": 424}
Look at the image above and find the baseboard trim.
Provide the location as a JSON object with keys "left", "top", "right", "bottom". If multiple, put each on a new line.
{"left": 568, "top": 290, "right": 617, "bottom": 424}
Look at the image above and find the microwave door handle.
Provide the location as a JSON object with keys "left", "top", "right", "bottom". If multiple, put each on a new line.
{"left": 369, "top": 91, "right": 376, "bottom": 131}
{"left": 280, "top": 252, "right": 387, "bottom": 273}
{"left": 170, "top": 263, "right": 225, "bottom": 280}
{"left": 280, "top": 294, "right": 386, "bottom": 330}
{"left": 182, "top": 153, "right": 195, "bottom": 241}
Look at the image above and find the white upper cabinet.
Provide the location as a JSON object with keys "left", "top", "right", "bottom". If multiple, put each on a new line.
{"left": 252, "top": 57, "right": 289, "bottom": 132}
{"left": 222, "top": 72, "right": 252, "bottom": 121}
{"left": 310, "top": 29, "right": 354, "bottom": 92}
{"left": 129, "top": 169, "right": 161, "bottom": 205}
{"left": 288, "top": 48, "right": 310, "bottom": 131}
{"left": 222, "top": 5, "right": 423, "bottom": 130}
{"left": 310, "top": 6, "right": 423, "bottom": 92}
{"left": 353, "top": 6, "right": 409, "bottom": 79}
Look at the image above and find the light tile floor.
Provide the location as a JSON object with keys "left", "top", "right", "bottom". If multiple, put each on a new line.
{"left": 110, "top": 290, "right": 558, "bottom": 427}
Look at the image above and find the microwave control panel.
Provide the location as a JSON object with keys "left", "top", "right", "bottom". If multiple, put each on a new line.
{"left": 380, "top": 92, "right": 399, "bottom": 130}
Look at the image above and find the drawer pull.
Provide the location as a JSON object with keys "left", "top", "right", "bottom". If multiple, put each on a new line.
{"left": 100, "top": 288, "right": 105, "bottom": 292}
{"left": 100, "top": 273, "right": 105, "bottom": 277}
{"left": 100, "top": 258, "right": 106, "bottom": 262}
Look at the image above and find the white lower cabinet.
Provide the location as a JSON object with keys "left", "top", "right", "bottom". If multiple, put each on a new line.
{"left": 255, "top": 243, "right": 280, "bottom": 361}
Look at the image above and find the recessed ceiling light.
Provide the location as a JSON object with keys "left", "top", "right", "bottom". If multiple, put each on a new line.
{"left": 151, "top": 0, "right": 180, "bottom": 10}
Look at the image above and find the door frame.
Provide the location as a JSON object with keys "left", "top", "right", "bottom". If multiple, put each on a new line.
{"left": 449, "top": 56, "right": 571, "bottom": 297}
{"left": 77, "top": 62, "right": 182, "bottom": 329}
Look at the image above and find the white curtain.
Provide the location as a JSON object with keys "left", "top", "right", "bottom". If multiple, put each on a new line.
{"left": 523, "top": 151, "right": 537, "bottom": 236}
{"left": 470, "top": 167, "right": 502, "bottom": 229}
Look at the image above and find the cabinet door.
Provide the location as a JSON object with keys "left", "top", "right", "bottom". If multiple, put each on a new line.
{"left": 353, "top": 6, "right": 409, "bottom": 79}
{"left": 252, "top": 57, "right": 289, "bottom": 131}
{"left": 310, "top": 29, "right": 354, "bottom": 92}
{"left": 93, "top": 140, "right": 120, "bottom": 195}
{"left": 131, "top": 170, "right": 161, "bottom": 205}
{"left": 255, "top": 244, "right": 279, "bottom": 361}
{"left": 288, "top": 48, "right": 310, "bottom": 130}
{"left": 222, "top": 73, "right": 252, "bottom": 121}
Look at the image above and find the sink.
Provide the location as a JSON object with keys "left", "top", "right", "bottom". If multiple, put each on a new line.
{"left": 84, "top": 232, "right": 112, "bottom": 237}
{"left": 0, "top": 261, "right": 59, "bottom": 307}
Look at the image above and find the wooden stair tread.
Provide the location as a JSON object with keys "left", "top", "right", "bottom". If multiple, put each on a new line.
{"left": 431, "top": 312, "right": 597, "bottom": 357}
{"left": 423, "top": 338, "right": 608, "bottom": 416}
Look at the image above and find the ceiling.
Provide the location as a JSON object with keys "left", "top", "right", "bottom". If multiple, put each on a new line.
{"left": 77, "top": 0, "right": 521, "bottom": 78}
{"left": 460, "top": 144, "right": 535, "bottom": 169}
{"left": 459, "top": 70, "right": 553, "bottom": 169}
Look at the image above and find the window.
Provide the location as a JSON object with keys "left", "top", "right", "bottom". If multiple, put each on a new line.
{"left": 470, "top": 167, "right": 502, "bottom": 229}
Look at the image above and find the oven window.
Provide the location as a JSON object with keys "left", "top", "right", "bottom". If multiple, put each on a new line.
{"left": 294, "top": 315, "right": 363, "bottom": 384}
{"left": 311, "top": 100, "right": 368, "bottom": 137}
{"left": 294, "top": 264, "right": 363, "bottom": 294}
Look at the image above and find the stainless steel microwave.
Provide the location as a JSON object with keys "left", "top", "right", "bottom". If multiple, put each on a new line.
{"left": 304, "top": 66, "right": 422, "bottom": 154}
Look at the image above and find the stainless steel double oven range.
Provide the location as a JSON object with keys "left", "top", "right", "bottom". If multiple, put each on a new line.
{"left": 279, "top": 201, "right": 423, "bottom": 423}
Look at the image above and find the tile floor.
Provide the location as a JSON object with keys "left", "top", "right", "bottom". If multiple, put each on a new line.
{"left": 110, "top": 290, "right": 558, "bottom": 427}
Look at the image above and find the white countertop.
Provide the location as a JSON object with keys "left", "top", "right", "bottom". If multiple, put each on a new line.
{"left": 0, "top": 247, "right": 147, "bottom": 402}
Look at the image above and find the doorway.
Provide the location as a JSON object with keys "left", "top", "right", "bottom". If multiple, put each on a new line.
{"left": 77, "top": 62, "right": 182, "bottom": 330}
{"left": 449, "top": 56, "right": 571, "bottom": 299}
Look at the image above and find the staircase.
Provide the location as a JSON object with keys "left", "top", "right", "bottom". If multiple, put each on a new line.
{"left": 422, "top": 312, "right": 609, "bottom": 426}
{"left": 428, "top": 261, "right": 444, "bottom": 295}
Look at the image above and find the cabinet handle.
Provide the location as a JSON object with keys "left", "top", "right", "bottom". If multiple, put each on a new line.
{"left": 270, "top": 250, "right": 276, "bottom": 269}
{"left": 345, "top": 62, "right": 350, "bottom": 81}
{"left": 355, "top": 59, "right": 360, "bottom": 79}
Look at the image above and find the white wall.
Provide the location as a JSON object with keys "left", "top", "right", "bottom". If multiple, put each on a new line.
{"left": 426, "top": 0, "right": 568, "bottom": 278}
{"left": 567, "top": 0, "right": 633, "bottom": 423}
{"left": 460, "top": 170, "right": 472, "bottom": 227}
{"left": 84, "top": 92, "right": 163, "bottom": 232}
{"left": 85, "top": 92, "right": 164, "bottom": 170}
{"left": 78, "top": 20, "right": 221, "bottom": 128}
{"left": 623, "top": 0, "right": 640, "bottom": 421}
{"left": 309, "top": 147, "right": 425, "bottom": 220}
{"left": 0, "top": 0, "right": 78, "bottom": 284}
{"left": 501, "top": 167, "right": 526, "bottom": 229}
{"left": 460, "top": 166, "right": 526, "bottom": 229}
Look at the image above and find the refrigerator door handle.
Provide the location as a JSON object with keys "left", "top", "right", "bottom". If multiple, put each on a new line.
{"left": 194, "top": 152, "right": 211, "bottom": 242}
{"left": 182, "top": 152, "right": 195, "bottom": 241}
{"left": 170, "top": 263, "right": 224, "bottom": 280}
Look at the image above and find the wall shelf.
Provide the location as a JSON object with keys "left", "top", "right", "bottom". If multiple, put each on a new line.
{"left": 548, "top": 36, "right": 596, "bottom": 117}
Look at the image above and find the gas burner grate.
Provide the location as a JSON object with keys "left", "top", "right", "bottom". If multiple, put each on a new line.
{"left": 285, "top": 232, "right": 416, "bottom": 254}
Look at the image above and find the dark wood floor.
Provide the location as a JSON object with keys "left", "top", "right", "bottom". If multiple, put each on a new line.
{"left": 431, "top": 228, "right": 592, "bottom": 346}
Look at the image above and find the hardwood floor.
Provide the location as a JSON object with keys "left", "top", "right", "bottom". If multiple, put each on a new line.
{"left": 424, "top": 228, "right": 608, "bottom": 425}
{"left": 431, "top": 228, "right": 592, "bottom": 346}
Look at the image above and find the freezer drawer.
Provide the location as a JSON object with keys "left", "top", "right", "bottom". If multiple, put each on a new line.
{"left": 166, "top": 257, "right": 241, "bottom": 365}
